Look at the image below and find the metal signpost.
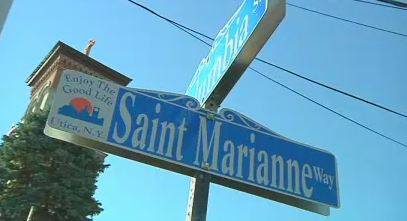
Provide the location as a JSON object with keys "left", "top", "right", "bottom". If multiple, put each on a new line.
{"left": 186, "top": 0, "right": 286, "bottom": 219}
{"left": 45, "top": 70, "right": 339, "bottom": 218}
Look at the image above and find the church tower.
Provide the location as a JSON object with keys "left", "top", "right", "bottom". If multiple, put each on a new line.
{"left": 25, "top": 41, "right": 132, "bottom": 114}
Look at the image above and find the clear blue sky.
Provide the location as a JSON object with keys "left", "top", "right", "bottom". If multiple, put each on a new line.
{"left": 1, "top": 0, "right": 407, "bottom": 220}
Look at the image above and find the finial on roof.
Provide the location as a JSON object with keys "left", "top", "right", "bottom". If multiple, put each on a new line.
{"left": 84, "top": 39, "right": 96, "bottom": 56}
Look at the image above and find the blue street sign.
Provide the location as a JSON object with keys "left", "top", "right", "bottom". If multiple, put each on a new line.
{"left": 46, "top": 71, "right": 339, "bottom": 211}
{"left": 186, "top": 0, "right": 285, "bottom": 105}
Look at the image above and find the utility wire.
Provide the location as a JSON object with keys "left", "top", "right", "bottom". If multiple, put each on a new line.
{"left": 378, "top": 0, "right": 407, "bottom": 8}
{"left": 350, "top": 0, "right": 407, "bottom": 10}
{"left": 175, "top": 23, "right": 407, "bottom": 149}
{"left": 126, "top": 0, "right": 407, "bottom": 148}
{"left": 127, "top": 0, "right": 213, "bottom": 41}
{"left": 249, "top": 67, "right": 407, "bottom": 148}
{"left": 287, "top": 2, "right": 407, "bottom": 38}
{"left": 254, "top": 58, "right": 407, "bottom": 118}
{"left": 171, "top": 21, "right": 407, "bottom": 149}
{"left": 126, "top": 0, "right": 407, "bottom": 119}
{"left": 130, "top": 0, "right": 407, "bottom": 38}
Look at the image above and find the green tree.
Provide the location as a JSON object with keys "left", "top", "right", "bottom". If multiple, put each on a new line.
{"left": 0, "top": 111, "right": 109, "bottom": 221}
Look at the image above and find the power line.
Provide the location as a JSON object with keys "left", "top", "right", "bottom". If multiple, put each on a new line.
{"left": 126, "top": 0, "right": 407, "bottom": 148}
{"left": 170, "top": 22, "right": 407, "bottom": 149}
{"left": 129, "top": 0, "right": 407, "bottom": 38}
{"left": 127, "top": 0, "right": 214, "bottom": 42}
{"left": 249, "top": 67, "right": 407, "bottom": 148}
{"left": 179, "top": 25, "right": 407, "bottom": 149}
{"left": 350, "top": 0, "right": 407, "bottom": 10}
{"left": 378, "top": 0, "right": 407, "bottom": 8}
{"left": 287, "top": 2, "right": 407, "bottom": 38}
{"left": 254, "top": 58, "right": 407, "bottom": 118}
{"left": 126, "top": 0, "right": 407, "bottom": 119}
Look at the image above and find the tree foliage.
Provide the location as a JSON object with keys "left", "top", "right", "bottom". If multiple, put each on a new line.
{"left": 0, "top": 111, "right": 109, "bottom": 221}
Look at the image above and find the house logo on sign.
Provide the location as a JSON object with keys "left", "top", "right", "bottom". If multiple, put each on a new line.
{"left": 58, "top": 97, "right": 104, "bottom": 126}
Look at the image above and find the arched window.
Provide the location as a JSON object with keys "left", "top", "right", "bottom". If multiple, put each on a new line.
{"left": 40, "top": 92, "right": 49, "bottom": 110}
{"left": 39, "top": 87, "right": 50, "bottom": 110}
{"left": 30, "top": 98, "right": 39, "bottom": 113}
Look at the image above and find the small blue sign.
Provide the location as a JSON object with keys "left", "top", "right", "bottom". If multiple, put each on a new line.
{"left": 186, "top": 0, "right": 285, "bottom": 105}
{"left": 186, "top": 0, "right": 268, "bottom": 103}
{"left": 106, "top": 87, "right": 339, "bottom": 208}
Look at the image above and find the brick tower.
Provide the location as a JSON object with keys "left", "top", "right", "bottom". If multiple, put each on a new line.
{"left": 25, "top": 41, "right": 132, "bottom": 114}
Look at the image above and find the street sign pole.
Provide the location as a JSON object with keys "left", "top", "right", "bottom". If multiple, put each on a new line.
{"left": 186, "top": 174, "right": 210, "bottom": 221}
{"left": 186, "top": 102, "right": 218, "bottom": 221}
{"left": 184, "top": 0, "right": 287, "bottom": 217}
